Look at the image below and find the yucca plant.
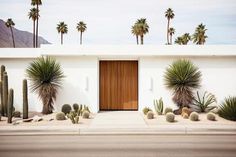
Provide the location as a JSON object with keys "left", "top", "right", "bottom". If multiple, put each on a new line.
{"left": 154, "top": 98, "right": 164, "bottom": 115}
{"left": 218, "top": 97, "right": 236, "bottom": 121}
{"left": 191, "top": 91, "right": 217, "bottom": 112}
{"left": 164, "top": 59, "right": 201, "bottom": 108}
{"left": 26, "top": 56, "right": 65, "bottom": 114}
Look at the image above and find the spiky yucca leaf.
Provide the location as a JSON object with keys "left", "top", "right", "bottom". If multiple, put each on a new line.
{"left": 218, "top": 97, "right": 236, "bottom": 121}
{"left": 26, "top": 56, "right": 64, "bottom": 114}
{"left": 164, "top": 59, "right": 201, "bottom": 107}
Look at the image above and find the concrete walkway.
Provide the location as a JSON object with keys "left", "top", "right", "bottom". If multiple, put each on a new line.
{"left": 89, "top": 111, "right": 147, "bottom": 128}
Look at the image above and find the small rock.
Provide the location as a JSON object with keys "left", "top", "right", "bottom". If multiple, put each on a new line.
{"left": 23, "top": 118, "right": 33, "bottom": 122}
{"left": 33, "top": 115, "right": 43, "bottom": 122}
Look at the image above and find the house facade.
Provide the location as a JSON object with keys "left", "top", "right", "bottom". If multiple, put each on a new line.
{"left": 0, "top": 45, "right": 236, "bottom": 113}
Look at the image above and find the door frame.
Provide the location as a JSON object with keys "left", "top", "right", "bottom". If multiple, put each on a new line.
{"left": 98, "top": 59, "right": 139, "bottom": 111}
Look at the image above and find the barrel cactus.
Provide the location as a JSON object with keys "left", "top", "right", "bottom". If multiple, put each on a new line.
{"left": 164, "top": 107, "right": 173, "bottom": 115}
{"left": 207, "top": 113, "right": 216, "bottom": 121}
{"left": 23, "top": 79, "right": 28, "bottom": 119}
{"left": 73, "top": 103, "right": 79, "bottom": 112}
{"left": 190, "top": 112, "right": 199, "bottom": 121}
{"left": 56, "top": 112, "right": 66, "bottom": 120}
{"left": 147, "top": 111, "right": 154, "bottom": 119}
{"left": 61, "top": 104, "right": 72, "bottom": 114}
{"left": 166, "top": 112, "right": 175, "bottom": 122}
{"left": 82, "top": 110, "right": 90, "bottom": 119}
{"left": 142, "top": 107, "right": 152, "bottom": 115}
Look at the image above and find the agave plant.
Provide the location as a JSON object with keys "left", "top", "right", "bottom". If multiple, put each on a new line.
{"left": 26, "top": 56, "right": 65, "bottom": 114}
{"left": 218, "top": 96, "right": 236, "bottom": 121}
{"left": 154, "top": 98, "right": 164, "bottom": 115}
{"left": 164, "top": 59, "right": 202, "bottom": 108}
{"left": 191, "top": 91, "right": 217, "bottom": 112}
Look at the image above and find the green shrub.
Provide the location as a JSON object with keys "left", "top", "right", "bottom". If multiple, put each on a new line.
{"left": 207, "top": 113, "right": 216, "bottom": 121}
{"left": 73, "top": 103, "right": 79, "bottom": 112}
{"left": 147, "top": 111, "right": 154, "bottom": 119}
{"left": 154, "top": 98, "right": 163, "bottom": 115}
{"left": 218, "top": 97, "right": 236, "bottom": 121}
{"left": 166, "top": 112, "right": 175, "bottom": 122}
{"left": 82, "top": 111, "right": 90, "bottom": 119}
{"left": 190, "top": 112, "right": 199, "bottom": 121}
{"left": 142, "top": 107, "right": 152, "bottom": 115}
{"left": 164, "top": 107, "right": 173, "bottom": 115}
{"left": 13, "top": 111, "right": 21, "bottom": 118}
{"left": 56, "top": 112, "right": 66, "bottom": 120}
{"left": 61, "top": 104, "right": 72, "bottom": 114}
{"left": 191, "top": 91, "right": 217, "bottom": 112}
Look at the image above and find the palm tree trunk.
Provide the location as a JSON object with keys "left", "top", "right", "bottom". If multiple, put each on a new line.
{"left": 141, "top": 35, "right": 144, "bottom": 45}
{"left": 36, "top": 4, "right": 39, "bottom": 48}
{"left": 170, "top": 34, "right": 172, "bottom": 45}
{"left": 136, "top": 35, "right": 139, "bottom": 45}
{"left": 10, "top": 27, "right": 15, "bottom": 48}
{"left": 33, "top": 20, "right": 35, "bottom": 48}
{"left": 61, "top": 33, "right": 63, "bottom": 45}
{"left": 167, "top": 19, "right": 170, "bottom": 45}
{"left": 80, "top": 31, "right": 82, "bottom": 45}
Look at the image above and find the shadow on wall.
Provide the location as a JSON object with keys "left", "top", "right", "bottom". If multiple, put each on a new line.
{"left": 55, "top": 81, "right": 90, "bottom": 112}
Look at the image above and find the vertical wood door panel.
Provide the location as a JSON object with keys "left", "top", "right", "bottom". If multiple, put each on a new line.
{"left": 99, "top": 61, "right": 138, "bottom": 110}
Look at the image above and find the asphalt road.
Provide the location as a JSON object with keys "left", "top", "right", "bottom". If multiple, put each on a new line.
{"left": 0, "top": 134, "right": 236, "bottom": 157}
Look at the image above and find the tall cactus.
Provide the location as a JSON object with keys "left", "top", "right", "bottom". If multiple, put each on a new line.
{"left": 7, "top": 88, "right": 13, "bottom": 123}
{"left": 0, "top": 65, "right": 5, "bottom": 115}
{"left": 23, "top": 79, "right": 28, "bottom": 119}
{"left": 3, "top": 72, "right": 8, "bottom": 116}
{"left": 0, "top": 81, "right": 2, "bottom": 115}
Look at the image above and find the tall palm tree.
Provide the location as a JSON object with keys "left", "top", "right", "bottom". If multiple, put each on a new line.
{"left": 26, "top": 56, "right": 65, "bottom": 114}
{"left": 76, "top": 21, "right": 87, "bottom": 45}
{"left": 165, "top": 8, "right": 175, "bottom": 45}
{"left": 169, "top": 27, "right": 175, "bottom": 45}
{"left": 5, "top": 18, "right": 15, "bottom": 48}
{"left": 135, "top": 18, "right": 149, "bottom": 45}
{"left": 57, "top": 22, "right": 68, "bottom": 45}
{"left": 175, "top": 37, "right": 183, "bottom": 45}
{"left": 181, "top": 33, "right": 191, "bottom": 45}
{"left": 192, "top": 23, "right": 207, "bottom": 45}
{"left": 31, "top": 0, "right": 42, "bottom": 48}
{"left": 131, "top": 24, "right": 140, "bottom": 45}
{"left": 28, "top": 8, "right": 39, "bottom": 48}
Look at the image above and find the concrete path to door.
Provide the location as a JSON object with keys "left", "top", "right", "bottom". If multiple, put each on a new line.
{"left": 89, "top": 111, "right": 147, "bottom": 129}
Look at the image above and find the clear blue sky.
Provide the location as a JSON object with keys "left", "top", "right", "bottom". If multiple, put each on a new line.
{"left": 1, "top": 0, "right": 236, "bottom": 45}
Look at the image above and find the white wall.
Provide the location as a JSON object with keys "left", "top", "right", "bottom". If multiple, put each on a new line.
{"left": 138, "top": 56, "right": 236, "bottom": 111}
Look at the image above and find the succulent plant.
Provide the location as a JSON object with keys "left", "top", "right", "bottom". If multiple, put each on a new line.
{"left": 82, "top": 110, "right": 90, "bottom": 119}
{"left": 218, "top": 96, "right": 236, "bottom": 121}
{"left": 147, "top": 111, "right": 154, "bottom": 119}
{"left": 73, "top": 103, "right": 79, "bottom": 112}
{"left": 23, "top": 79, "right": 28, "bottom": 119}
{"left": 164, "top": 107, "right": 173, "bottom": 115}
{"left": 56, "top": 112, "right": 66, "bottom": 120}
{"left": 61, "top": 104, "right": 72, "bottom": 114}
{"left": 7, "top": 89, "right": 14, "bottom": 123}
{"left": 190, "top": 112, "right": 199, "bottom": 121}
{"left": 207, "top": 113, "right": 216, "bottom": 121}
{"left": 75, "top": 116, "right": 79, "bottom": 124}
{"left": 166, "top": 112, "right": 175, "bottom": 122}
{"left": 154, "top": 98, "right": 164, "bottom": 115}
{"left": 142, "top": 107, "right": 152, "bottom": 115}
{"left": 13, "top": 111, "right": 21, "bottom": 118}
{"left": 3, "top": 72, "right": 8, "bottom": 116}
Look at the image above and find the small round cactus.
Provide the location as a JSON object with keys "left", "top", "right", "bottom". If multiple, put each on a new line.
{"left": 207, "top": 113, "right": 216, "bottom": 121}
{"left": 166, "top": 112, "right": 175, "bottom": 122}
{"left": 73, "top": 103, "right": 79, "bottom": 112}
{"left": 164, "top": 107, "right": 173, "bottom": 115}
{"left": 182, "top": 113, "right": 189, "bottom": 119}
{"left": 190, "top": 112, "right": 199, "bottom": 121}
{"left": 61, "top": 104, "right": 72, "bottom": 114}
{"left": 142, "top": 107, "right": 152, "bottom": 115}
{"left": 147, "top": 111, "right": 154, "bottom": 119}
{"left": 82, "top": 111, "right": 90, "bottom": 119}
{"left": 56, "top": 112, "right": 66, "bottom": 120}
{"left": 13, "top": 111, "right": 21, "bottom": 118}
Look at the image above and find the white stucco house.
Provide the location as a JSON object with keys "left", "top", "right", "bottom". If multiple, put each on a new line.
{"left": 0, "top": 45, "right": 236, "bottom": 113}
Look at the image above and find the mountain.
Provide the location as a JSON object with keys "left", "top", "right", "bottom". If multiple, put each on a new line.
{"left": 0, "top": 19, "right": 50, "bottom": 48}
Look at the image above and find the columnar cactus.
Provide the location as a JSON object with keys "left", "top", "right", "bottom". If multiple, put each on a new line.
{"left": 3, "top": 72, "right": 8, "bottom": 116}
{"left": 23, "top": 79, "right": 28, "bottom": 119}
{"left": 0, "top": 65, "right": 5, "bottom": 115}
{"left": 0, "top": 81, "right": 2, "bottom": 115}
{"left": 7, "top": 89, "right": 14, "bottom": 123}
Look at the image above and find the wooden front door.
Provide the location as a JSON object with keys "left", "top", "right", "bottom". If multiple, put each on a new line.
{"left": 99, "top": 61, "right": 138, "bottom": 110}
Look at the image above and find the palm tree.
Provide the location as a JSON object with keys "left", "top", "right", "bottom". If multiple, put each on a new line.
{"left": 181, "top": 33, "right": 191, "bottom": 45}
{"left": 57, "top": 22, "right": 68, "bottom": 45}
{"left": 5, "top": 18, "right": 15, "bottom": 48}
{"left": 164, "top": 59, "right": 202, "bottom": 111}
{"left": 165, "top": 8, "right": 175, "bottom": 45}
{"left": 76, "top": 21, "right": 87, "bottom": 45}
{"left": 131, "top": 24, "right": 140, "bottom": 45}
{"left": 169, "top": 27, "right": 175, "bottom": 45}
{"left": 175, "top": 37, "right": 183, "bottom": 45}
{"left": 28, "top": 8, "right": 39, "bottom": 48}
{"left": 26, "top": 56, "right": 65, "bottom": 114}
{"left": 31, "top": 0, "right": 42, "bottom": 48}
{"left": 135, "top": 18, "right": 149, "bottom": 45}
{"left": 192, "top": 23, "right": 207, "bottom": 45}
